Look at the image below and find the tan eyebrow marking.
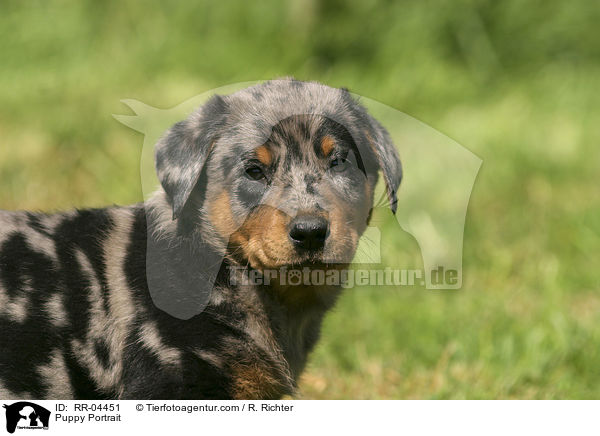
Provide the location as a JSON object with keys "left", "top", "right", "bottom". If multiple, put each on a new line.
{"left": 320, "top": 135, "right": 336, "bottom": 157}
{"left": 255, "top": 145, "right": 273, "bottom": 166}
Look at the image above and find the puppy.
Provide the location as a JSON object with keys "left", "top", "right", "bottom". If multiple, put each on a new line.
{"left": 0, "top": 78, "right": 401, "bottom": 399}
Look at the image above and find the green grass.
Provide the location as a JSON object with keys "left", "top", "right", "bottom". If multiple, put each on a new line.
{"left": 1, "top": 0, "right": 599, "bottom": 398}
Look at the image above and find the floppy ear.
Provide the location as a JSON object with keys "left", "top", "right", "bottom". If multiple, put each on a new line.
{"left": 339, "top": 89, "right": 402, "bottom": 213}
{"left": 155, "top": 95, "right": 228, "bottom": 220}
{"left": 364, "top": 116, "right": 403, "bottom": 214}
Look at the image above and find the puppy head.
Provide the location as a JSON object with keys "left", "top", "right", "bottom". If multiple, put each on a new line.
{"left": 155, "top": 79, "right": 402, "bottom": 270}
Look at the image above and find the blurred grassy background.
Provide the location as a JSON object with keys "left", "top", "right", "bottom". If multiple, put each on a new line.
{"left": 1, "top": 0, "right": 599, "bottom": 398}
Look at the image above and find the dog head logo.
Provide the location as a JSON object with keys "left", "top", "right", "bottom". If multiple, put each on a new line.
{"left": 3, "top": 402, "right": 50, "bottom": 433}
{"left": 115, "top": 79, "right": 482, "bottom": 319}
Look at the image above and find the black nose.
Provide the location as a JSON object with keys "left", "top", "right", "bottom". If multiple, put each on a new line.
{"left": 289, "top": 216, "right": 329, "bottom": 250}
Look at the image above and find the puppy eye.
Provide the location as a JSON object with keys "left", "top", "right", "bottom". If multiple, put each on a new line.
{"left": 330, "top": 157, "right": 349, "bottom": 172}
{"left": 245, "top": 165, "right": 266, "bottom": 181}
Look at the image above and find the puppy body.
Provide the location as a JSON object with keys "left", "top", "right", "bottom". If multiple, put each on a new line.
{"left": 0, "top": 79, "right": 401, "bottom": 399}
{"left": 0, "top": 199, "right": 310, "bottom": 399}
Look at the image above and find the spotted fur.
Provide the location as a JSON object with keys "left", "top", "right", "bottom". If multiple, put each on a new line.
{"left": 0, "top": 79, "right": 401, "bottom": 399}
